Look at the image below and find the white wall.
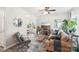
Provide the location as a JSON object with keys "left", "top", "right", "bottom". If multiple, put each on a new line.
{"left": 0, "top": 8, "right": 5, "bottom": 48}
{"left": 4, "top": 7, "right": 36, "bottom": 48}
{"left": 36, "top": 12, "right": 70, "bottom": 28}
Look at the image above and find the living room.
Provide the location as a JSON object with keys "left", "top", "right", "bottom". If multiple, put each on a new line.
{"left": 0, "top": 7, "right": 79, "bottom": 52}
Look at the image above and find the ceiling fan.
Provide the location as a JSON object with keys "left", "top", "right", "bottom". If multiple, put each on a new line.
{"left": 39, "top": 7, "right": 56, "bottom": 14}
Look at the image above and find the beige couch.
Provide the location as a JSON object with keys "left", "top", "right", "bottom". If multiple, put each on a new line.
{"left": 43, "top": 32, "right": 72, "bottom": 52}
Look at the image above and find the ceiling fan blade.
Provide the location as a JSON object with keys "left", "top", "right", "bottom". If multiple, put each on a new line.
{"left": 48, "top": 9, "right": 56, "bottom": 11}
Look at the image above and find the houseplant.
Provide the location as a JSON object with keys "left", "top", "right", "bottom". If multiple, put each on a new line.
{"left": 62, "top": 19, "right": 77, "bottom": 34}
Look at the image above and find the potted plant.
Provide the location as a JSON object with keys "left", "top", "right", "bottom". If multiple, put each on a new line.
{"left": 62, "top": 19, "right": 77, "bottom": 34}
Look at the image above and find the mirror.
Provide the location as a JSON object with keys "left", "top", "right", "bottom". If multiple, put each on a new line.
{"left": 13, "top": 17, "right": 22, "bottom": 27}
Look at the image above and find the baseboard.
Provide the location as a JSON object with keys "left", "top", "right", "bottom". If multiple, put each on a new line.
{"left": 5, "top": 42, "right": 19, "bottom": 50}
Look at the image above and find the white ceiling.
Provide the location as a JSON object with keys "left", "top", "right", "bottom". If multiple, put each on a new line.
{"left": 22, "top": 7, "right": 72, "bottom": 15}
